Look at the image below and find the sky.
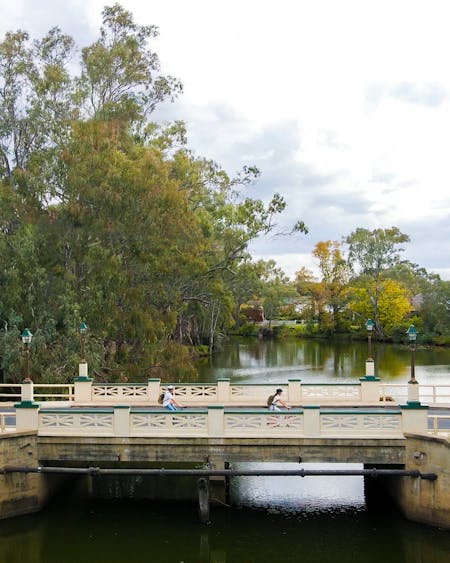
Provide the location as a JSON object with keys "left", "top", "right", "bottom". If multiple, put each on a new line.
{"left": 2, "top": 0, "right": 450, "bottom": 279}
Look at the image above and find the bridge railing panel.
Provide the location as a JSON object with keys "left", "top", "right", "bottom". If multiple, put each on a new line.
{"left": 230, "top": 385, "right": 287, "bottom": 405}
{"left": 319, "top": 411, "right": 403, "bottom": 438}
{"left": 162, "top": 386, "right": 218, "bottom": 403}
{"left": 224, "top": 411, "right": 303, "bottom": 437}
{"left": 39, "top": 409, "right": 115, "bottom": 436}
{"left": 301, "top": 384, "right": 362, "bottom": 402}
{"left": 92, "top": 384, "right": 149, "bottom": 402}
{"left": 130, "top": 410, "right": 208, "bottom": 437}
{"left": 429, "top": 414, "right": 450, "bottom": 437}
{"left": 0, "top": 412, "right": 16, "bottom": 432}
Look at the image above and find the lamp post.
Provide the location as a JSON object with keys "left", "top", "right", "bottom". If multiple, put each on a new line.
{"left": 406, "top": 324, "right": 419, "bottom": 405}
{"left": 20, "top": 328, "right": 33, "bottom": 383}
{"left": 406, "top": 324, "right": 417, "bottom": 384}
{"left": 365, "top": 319, "right": 374, "bottom": 360}
{"left": 364, "top": 319, "right": 375, "bottom": 378}
{"left": 77, "top": 322, "right": 89, "bottom": 380}
{"left": 79, "top": 322, "right": 87, "bottom": 362}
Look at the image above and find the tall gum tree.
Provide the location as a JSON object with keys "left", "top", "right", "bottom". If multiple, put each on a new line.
{"left": 345, "top": 227, "right": 410, "bottom": 338}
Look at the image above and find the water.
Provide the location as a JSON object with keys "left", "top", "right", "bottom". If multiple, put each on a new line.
{"left": 1, "top": 470, "right": 449, "bottom": 563}
{"left": 1, "top": 338, "right": 450, "bottom": 561}
{"left": 195, "top": 337, "right": 450, "bottom": 385}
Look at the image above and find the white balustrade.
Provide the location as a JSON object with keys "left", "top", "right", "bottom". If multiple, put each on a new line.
{"left": 429, "top": 414, "right": 450, "bottom": 436}
{"left": 224, "top": 411, "right": 303, "bottom": 437}
{"left": 39, "top": 409, "right": 115, "bottom": 436}
{"left": 230, "top": 385, "right": 287, "bottom": 405}
{"left": 92, "top": 384, "right": 149, "bottom": 402}
{"left": 130, "top": 410, "right": 208, "bottom": 437}
{"left": 163, "top": 385, "right": 218, "bottom": 403}
{"left": 25, "top": 406, "right": 420, "bottom": 439}
{"left": 2, "top": 379, "right": 449, "bottom": 407}
{"left": 301, "top": 384, "right": 362, "bottom": 402}
{"left": 320, "top": 412, "right": 403, "bottom": 438}
{"left": 0, "top": 412, "right": 16, "bottom": 433}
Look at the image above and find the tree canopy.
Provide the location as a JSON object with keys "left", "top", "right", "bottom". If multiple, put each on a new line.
{"left": 0, "top": 4, "right": 301, "bottom": 382}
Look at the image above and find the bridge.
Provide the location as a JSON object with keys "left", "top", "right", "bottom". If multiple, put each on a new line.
{"left": 1, "top": 375, "right": 450, "bottom": 528}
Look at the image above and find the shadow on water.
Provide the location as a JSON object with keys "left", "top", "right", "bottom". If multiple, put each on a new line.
{"left": 1, "top": 464, "right": 450, "bottom": 563}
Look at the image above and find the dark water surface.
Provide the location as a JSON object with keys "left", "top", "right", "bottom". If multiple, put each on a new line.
{"left": 1, "top": 472, "right": 450, "bottom": 563}
{"left": 1, "top": 338, "right": 449, "bottom": 562}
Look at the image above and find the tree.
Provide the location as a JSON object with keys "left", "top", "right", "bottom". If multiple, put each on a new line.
{"left": 345, "top": 227, "right": 410, "bottom": 337}
{"left": 312, "top": 240, "right": 350, "bottom": 331}
{"left": 0, "top": 4, "right": 303, "bottom": 380}
{"left": 347, "top": 279, "right": 412, "bottom": 337}
{"left": 77, "top": 3, "right": 182, "bottom": 123}
{"left": 294, "top": 267, "right": 327, "bottom": 330}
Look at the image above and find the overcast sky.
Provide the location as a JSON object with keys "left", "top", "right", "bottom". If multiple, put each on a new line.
{"left": 2, "top": 0, "right": 450, "bottom": 279}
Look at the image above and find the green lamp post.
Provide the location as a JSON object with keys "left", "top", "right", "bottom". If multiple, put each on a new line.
{"left": 365, "top": 319, "right": 374, "bottom": 360}
{"left": 79, "top": 322, "right": 88, "bottom": 362}
{"left": 20, "top": 328, "right": 33, "bottom": 383}
{"left": 406, "top": 324, "right": 417, "bottom": 384}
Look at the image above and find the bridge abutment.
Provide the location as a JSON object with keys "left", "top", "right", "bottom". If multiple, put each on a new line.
{"left": 0, "top": 432, "right": 70, "bottom": 520}
{"left": 375, "top": 435, "right": 450, "bottom": 530}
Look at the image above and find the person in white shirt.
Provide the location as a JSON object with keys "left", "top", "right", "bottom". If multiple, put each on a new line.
{"left": 162, "top": 385, "right": 184, "bottom": 411}
{"left": 269, "top": 388, "right": 291, "bottom": 411}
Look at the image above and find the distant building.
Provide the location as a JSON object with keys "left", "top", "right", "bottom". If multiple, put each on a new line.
{"left": 241, "top": 300, "right": 265, "bottom": 323}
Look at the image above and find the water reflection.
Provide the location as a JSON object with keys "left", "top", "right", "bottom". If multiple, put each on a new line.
{"left": 1, "top": 481, "right": 450, "bottom": 563}
{"left": 230, "top": 462, "right": 365, "bottom": 513}
{"left": 196, "top": 338, "right": 450, "bottom": 384}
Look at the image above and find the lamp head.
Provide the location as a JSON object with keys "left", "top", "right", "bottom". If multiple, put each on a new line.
{"left": 406, "top": 324, "right": 417, "bottom": 342}
{"left": 20, "top": 328, "right": 33, "bottom": 345}
{"left": 79, "top": 322, "right": 88, "bottom": 335}
{"left": 365, "top": 319, "right": 374, "bottom": 332}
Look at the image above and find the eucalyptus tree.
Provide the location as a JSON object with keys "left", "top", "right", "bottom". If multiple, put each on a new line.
{"left": 345, "top": 227, "right": 410, "bottom": 337}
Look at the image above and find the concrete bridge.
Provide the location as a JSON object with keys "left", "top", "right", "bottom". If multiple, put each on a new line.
{"left": 1, "top": 374, "right": 450, "bottom": 529}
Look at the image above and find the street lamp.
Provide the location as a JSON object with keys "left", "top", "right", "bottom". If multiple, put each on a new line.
{"left": 406, "top": 324, "right": 418, "bottom": 384}
{"left": 20, "top": 328, "right": 33, "bottom": 383}
{"left": 79, "top": 322, "right": 88, "bottom": 362}
{"left": 365, "top": 319, "right": 374, "bottom": 360}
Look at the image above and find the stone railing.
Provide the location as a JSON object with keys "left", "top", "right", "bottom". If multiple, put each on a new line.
{"left": 73, "top": 378, "right": 380, "bottom": 405}
{"left": 7, "top": 379, "right": 450, "bottom": 407}
{"left": 13, "top": 403, "right": 430, "bottom": 439}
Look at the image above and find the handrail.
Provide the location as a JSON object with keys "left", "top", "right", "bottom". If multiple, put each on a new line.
{"left": 429, "top": 414, "right": 450, "bottom": 435}
{"left": 0, "top": 412, "right": 15, "bottom": 432}
{"left": 2, "top": 381, "right": 450, "bottom": 405}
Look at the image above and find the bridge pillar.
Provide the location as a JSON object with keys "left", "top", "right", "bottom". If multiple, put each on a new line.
{"left": 197, "top": 477, "right": 210, "bottom": 524}
{"left": 74, "top": 377, "right": 93, "bottom": 402}
{"left": 217, "top": 379, "right": 230, "bottom": 402}
{"left": 365, "top": 359, "right": 375, "bottom": 378}
{"left": 401, "top": 403, "right": 429, "bottom": 434}
{"left": 288, "top": 379, "right": 302, "bottom": 404}
{"left": 20, "top": 380, "right": 34, "bottom": 403}
{"left": 407, "top": 380, "right": 420, "bottom": 403}
{"left": 359, "top": 376, "right": 381, "bottom": 402}
{"left": 14, "top": 401, "right": 39, "bottom": 431}
{"left": 207, "top": 406, "right": 225, "bottom": 436}
{"left": 303, "top": 405, "right": 320, "bottom": 437}
{"left": 147, "top": 378, "right": 161, "bottom": 403}
{"left": 206, "top": 458, "right": 229, "bottom": 507}
{"left": 113, "top": 405, "right": 130, "bottom": 437}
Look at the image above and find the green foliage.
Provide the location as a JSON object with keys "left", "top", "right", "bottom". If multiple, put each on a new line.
{"left": 0, "top": 5, "right": 297, "bottom": 381}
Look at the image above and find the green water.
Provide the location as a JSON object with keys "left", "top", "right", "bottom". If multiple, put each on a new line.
{"left": 1, "top": 338, "right": 450, "bottom": 562}
{"left": 195, "top": 337, "right": 450, "bottom": 384}
{"left": 1, "top": 474, "right": 449, "bottom": 563}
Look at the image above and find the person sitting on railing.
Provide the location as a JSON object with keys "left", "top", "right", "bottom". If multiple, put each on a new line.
{"left": 163, "top": 385, "right": 185, "bottom": 411}
{"left": 269, "top": 388, "right": 291, "bottom": 412}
